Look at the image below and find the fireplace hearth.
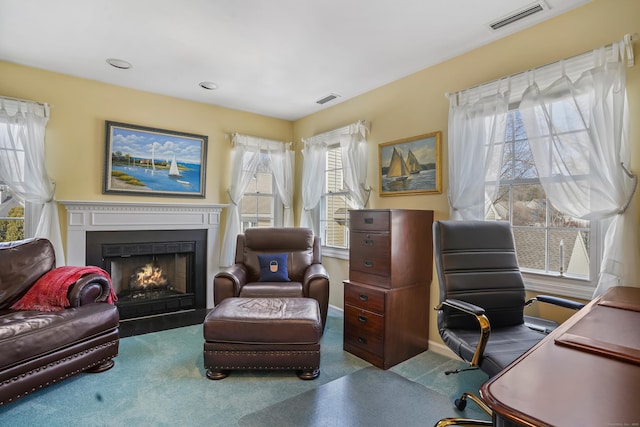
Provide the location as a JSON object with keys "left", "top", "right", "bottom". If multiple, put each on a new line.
{"left": 86, "top": 229, "right": 207, "bottom": 321}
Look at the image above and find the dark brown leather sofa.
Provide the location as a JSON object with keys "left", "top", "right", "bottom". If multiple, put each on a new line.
{"left": 0, "top": 238, "right": 119, "bottom": 405}
{"left": 213, "top": 227, "right": 330, "bottom": 331}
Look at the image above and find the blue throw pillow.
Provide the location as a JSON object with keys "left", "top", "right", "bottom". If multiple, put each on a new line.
{"left": 258, "top": 253, "right": 290, "bottom": 282}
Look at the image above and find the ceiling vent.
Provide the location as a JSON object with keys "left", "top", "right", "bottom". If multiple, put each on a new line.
{"left": 489, "top": 2, "right": 548, "bottom": 31}
{"left": 316, "top": 93, "right": 340, "bottom": 105}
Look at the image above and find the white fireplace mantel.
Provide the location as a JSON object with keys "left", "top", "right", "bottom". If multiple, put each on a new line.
{"left": 59, "top": 200, "right": 226, "bottom": 308}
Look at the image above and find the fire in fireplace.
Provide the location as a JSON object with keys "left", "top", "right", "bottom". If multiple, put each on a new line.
{"left": 130, "top": 263, "right": 169, "bottom": 291}
{"left": 86, "top": 229, "right": 207, "bottom": 321}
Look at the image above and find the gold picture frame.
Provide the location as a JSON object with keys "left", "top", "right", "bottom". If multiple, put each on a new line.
{"left": 378, "top": 131, "right": 442, "bottom": 196}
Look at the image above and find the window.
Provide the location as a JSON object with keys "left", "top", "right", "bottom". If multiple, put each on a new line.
{"left": 239, "top": 151, "right": 281, "bottom": 230}
{"left": 488, "top": 109, "right": 594, "bottom": 295}
{"left": 321, "top": 144, "right": 352, "bottom": 251}
{"left": 0, "top": 185, "right": 25, "bottom": 242}
{"left": 0, "top": 116, "right": 27, "bottom": 243}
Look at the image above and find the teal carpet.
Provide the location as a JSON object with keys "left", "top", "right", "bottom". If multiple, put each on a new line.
{"left": 0, "top": 309, "right": 488, "bottom": 426}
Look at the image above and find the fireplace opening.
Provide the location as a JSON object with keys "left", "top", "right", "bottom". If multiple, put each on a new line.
{"left": 86, "top": 229, "right": 207, "bottom": 321}
{"left": 112, "top": 253, "right": 189, "bottom": 300}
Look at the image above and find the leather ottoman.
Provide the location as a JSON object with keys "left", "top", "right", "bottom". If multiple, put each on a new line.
{"left": 203, "top": 297, "right": 322, "bottom": 380}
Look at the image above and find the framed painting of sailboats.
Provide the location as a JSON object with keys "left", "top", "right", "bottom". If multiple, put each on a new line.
{"left": 378, "top": 131, "right": 441, "bottom": 196}
{"left": 103, "top": 121, "right": 207, "bottom": 198}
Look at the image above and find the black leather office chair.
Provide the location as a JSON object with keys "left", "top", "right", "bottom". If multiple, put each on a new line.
{"left": 432, "top": 220, "right": 584, "bottom": 427}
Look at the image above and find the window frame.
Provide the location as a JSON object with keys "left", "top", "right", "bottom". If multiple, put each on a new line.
{"left": 319, "top": 143, "right": 350, "bottom": 259}
{"left": 0, "top": 119, "right": 31, "bottom": 242}
{"left": 238, "top": 150, "right": 283, "bottom": 231}
{"left": 493, "top": 108, "right": 598, "bottom": 300}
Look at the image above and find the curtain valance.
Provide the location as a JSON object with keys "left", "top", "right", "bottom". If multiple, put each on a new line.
{"left": 447, "top": 34, "right": 635, "bottom": 107}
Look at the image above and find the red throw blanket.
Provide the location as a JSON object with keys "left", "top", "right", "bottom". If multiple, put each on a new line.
{"left": 10, "top": 266, "right": 117, "bottom": 312}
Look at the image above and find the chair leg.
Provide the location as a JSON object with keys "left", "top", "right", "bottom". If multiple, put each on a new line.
{"left": 86, "top": 359, "right": 115, "bottom": 373}
{"left": 296, "top": 368, "right": 320, "bottom": 380}
{"left": 455, "top": 392, "right": 492, "bottom": 417}
{"left": 433, "top": 391, "right": 493, "bottom": 427}
{"left": 433, "top": 418, "right": 492, "bottom": 427}
{"left": 206, "top": 368, "right": 229, "bottom": 380}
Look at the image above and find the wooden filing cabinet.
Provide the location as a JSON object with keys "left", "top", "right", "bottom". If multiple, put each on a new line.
{"left": 343, "top": 209, "right": 433, "bottom": 369}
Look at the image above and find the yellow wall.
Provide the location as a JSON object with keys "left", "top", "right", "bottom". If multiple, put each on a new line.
{"left": 1, "top": 0, "right": 637, "bottom": 346}
{"left": 294, "top": 0, "right": 640, "bottom": 340}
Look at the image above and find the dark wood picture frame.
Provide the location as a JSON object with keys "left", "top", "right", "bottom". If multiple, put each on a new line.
{"left": 103, "top": 121, "right": 207, "bottom": 198}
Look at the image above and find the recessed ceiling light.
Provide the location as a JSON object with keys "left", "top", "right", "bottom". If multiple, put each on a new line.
{"left": 106, "top": 58, "right": 132, "bottom": 70}
{"left": 199, "top": 82, "right": 218, "bottom": 90}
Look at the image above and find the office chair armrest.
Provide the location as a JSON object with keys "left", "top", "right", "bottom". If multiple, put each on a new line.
{"left": 436, "top": 299, "right": 491, "bottom": 367}
{"left": 437, "top": 298, "right": 486, "bottom": 316}
{"left": 526, "top": 295, "right": 584, "bottom": 311}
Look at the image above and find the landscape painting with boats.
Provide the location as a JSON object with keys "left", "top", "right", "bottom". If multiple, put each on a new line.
{"left": 103, "top": 121, "right": 207, "bottom": 197}
{"left": 379, "top": 131, "right": 441, "bottom": 196}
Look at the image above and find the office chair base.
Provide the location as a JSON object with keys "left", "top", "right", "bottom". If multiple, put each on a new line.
{"left": 434, "top": 418, "right": 492, "bottom": 427}
{"left": 434, "top": 392, "right": 494, "bottom": 426}
{"left": 455, "top": 392, "right": 492, "bottom": 416}
{"left": 445, "top": 366, "right": 480, "bottom": 375}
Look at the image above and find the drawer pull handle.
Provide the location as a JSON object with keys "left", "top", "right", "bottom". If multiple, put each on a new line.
{"left": 359, "top": 294, "right": 368, "bottom": 302}
{"left": 357, "top": 337, "right": 368, "bottom": 344}
{"left": 364, "top": 218, "right": 373, "bottom": 224}
{"left": 358, "top": 315, "right": 368, "bottom": 323}
{"left": 364, "top": 261, "right": 373, "bottom": 268}
{"left": 364, "top": 239, "right": 373, "bottom": 246}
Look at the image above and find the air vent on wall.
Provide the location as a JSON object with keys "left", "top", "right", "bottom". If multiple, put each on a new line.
{"left": 316, "top": 93, "right": 340, "bottom": 105}
{"left": 489, "top": 2, "right": 547, "bottom": 31}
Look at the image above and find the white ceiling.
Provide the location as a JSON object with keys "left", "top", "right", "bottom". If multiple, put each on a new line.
{"left": 0, "top": 0, "right": 590, "bottom": 121}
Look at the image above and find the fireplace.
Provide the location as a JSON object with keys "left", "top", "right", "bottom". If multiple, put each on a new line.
{"left": 59, "top": 201, "right": 226, "bottom": 320}
{"left": 86, "top": 229, "right": 207, "bottom": 320}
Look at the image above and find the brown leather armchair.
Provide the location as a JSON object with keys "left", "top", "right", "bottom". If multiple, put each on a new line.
{"left": 214, "top": 227, "right": 330, "bottom": 331}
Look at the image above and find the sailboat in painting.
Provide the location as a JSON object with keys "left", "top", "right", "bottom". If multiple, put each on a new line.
{"left": 386, "top": 147, "right": 409, "bottom": 182}
{"left": 406, "top": 150, "right": 422, "bottom": 174}
{"left": 168, "top": 154, "right": 181, "bottom": 177}
{"left": 168, "top": 154, "right": 190, "bottom": 186}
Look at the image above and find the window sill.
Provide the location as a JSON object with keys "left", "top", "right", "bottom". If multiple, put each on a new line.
{"left": 522, "top": 271, "right": 594, "bottom": 301}
{"left": 322, "top": 246, "right": 349, "bottom": 260}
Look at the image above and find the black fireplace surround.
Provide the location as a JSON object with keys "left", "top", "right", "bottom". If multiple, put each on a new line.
{"left": 86, "top": 229, "right": 207, "bottom": 321}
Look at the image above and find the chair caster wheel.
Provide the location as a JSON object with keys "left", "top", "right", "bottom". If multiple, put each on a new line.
{"left": 455, "top": 397, "right": 467, "bottom": 410}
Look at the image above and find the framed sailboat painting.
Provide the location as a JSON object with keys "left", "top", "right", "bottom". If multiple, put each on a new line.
{"left": 103, "top": 121, "right": 207, "bottom": 198}
{"left": 378, "top": 131, "right": 441, "bottom": 196}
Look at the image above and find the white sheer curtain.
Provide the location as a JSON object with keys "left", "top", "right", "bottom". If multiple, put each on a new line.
{"left": 267, "top": 143, "right": 294, "bottom": 227}
{"left": 219, "top": 135, "right": 260, "bottom": 267}
{"left": 300, "top": 120, "right": 370, "bottom": 233}
{"left": 519, "top": 42, "right": 638, "bottom": 296}
{"left": 300, "top": 139, "right": 326, "bottom": 234}
{"left": 340, "top": 120, "right": 371, "bottom": 209}
{"left": 219, "top": 133, "right": 293, "bottom": 267}
{"left": 447, "top": 89, "right": 509, "bottom": 219}
{"left": 0, "top": 98, "right": 64, "bottom": 265}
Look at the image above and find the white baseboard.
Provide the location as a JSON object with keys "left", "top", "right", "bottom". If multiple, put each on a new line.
{"left": 428, "top": 340, "right": 458, "bottom": 359}
{"left": 328, "top": 303, "right": 343, "bottom": 314}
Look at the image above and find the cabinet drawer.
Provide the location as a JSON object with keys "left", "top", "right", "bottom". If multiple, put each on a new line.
{"left": 344, "top": 305, "right": 384, "bottom": 356}
{"left": 349, "top": 210, "right": 390, "bottom": 232}
{"left": 344, "top": 329, "right": 384, "bottom": 357}
{"left": 350, "top": 249, "right": 390, "bottom": 278}
{"left": 344, "top": 282, "right": 385, "bottom": 313}
{"left": 350, "top": 232, "right": 391, "bottom": 257}
{"left": 345, "top": 305, "right": 384, "bottom": 335}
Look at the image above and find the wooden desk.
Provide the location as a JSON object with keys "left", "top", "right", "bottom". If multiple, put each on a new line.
{"left": 481, "top": 286, "right": 640, "bottom": 427}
